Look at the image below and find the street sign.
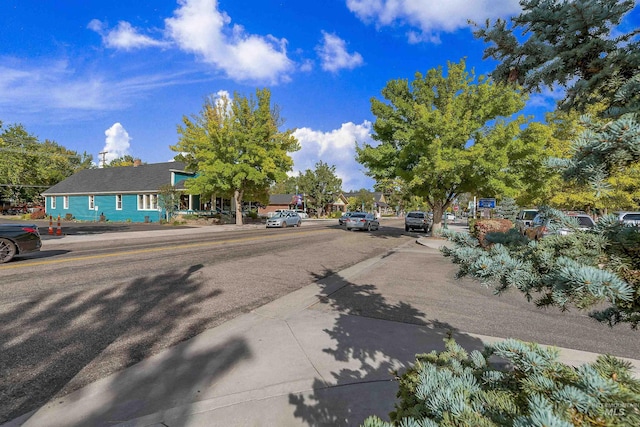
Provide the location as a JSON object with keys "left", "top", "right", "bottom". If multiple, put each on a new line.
{"left": 478, "top": 198, "right": 496, "bottom": 208}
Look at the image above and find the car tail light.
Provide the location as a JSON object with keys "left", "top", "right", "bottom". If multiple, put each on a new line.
{"left": 360, "top": 219, "right": 366, "bottom": 222}
{"left": 22, "top": 227, "right": 39, "bottom": 234}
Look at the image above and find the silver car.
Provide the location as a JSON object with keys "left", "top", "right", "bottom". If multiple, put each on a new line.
{"left": 266, "top": 211, "right": 301, "bottom": 228}
{"left": 614, "top": 211, "right": 640, "bottom": 226}
{"left": 345, "top": 212, "right": 379, "bottom": 231}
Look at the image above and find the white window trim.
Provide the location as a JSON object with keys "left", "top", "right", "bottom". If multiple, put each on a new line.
{"left": 51, "top": 197, "right": 56, "bottom": 209}
{"left": 116, "top": 194, "right": 123, "bottom": 210}
{"left": 88, "top": 195, "right": 95, "bottom": 210}
{"left": 137, "top": 193, "right": 159, "bottom": 210}
{"left": 63, "top": 196, "right": 69, "bottom": 210}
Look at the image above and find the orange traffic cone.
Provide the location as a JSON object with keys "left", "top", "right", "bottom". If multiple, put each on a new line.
{"left": 48, "top": 215, "right": 54, "bottom": 235}
{"left": 56, "top": 215, "right": 62, "bottom": 236}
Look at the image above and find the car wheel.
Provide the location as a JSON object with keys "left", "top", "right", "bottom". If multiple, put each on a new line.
{"left": 424, "top": 226, "right": 429, "bottom": 233}
{"left": 281, "top": 222, "right": 286, "bottom": 228}
{"left": 346, "top": 227, "right": 351, "bottom": 231}
{"left": 405, "top": 225, "right": 409, "bottom": 232}
{"left": 367, "top": 223, "right": 372, "bottom": 231}
{"left": 0, "top": 238, "right": 17, "bottom": 263}
{"left": 296, "top": 221, "right": 301, "bottom": 227}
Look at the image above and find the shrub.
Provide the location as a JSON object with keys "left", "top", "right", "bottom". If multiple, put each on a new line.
{"left": 471, "top": 218, "right": 513, "bottom": 247}
{"left": 362, "top": 337, "right": 640, "bottom": 427}
{"left": 64, "top": 213, "right": 73, "bottom": 221}
{"left": 30, "top": 210, "right": 46, "bottom": 220}
{"left": 246, "top": 210, "right": 259, "bottom": 219}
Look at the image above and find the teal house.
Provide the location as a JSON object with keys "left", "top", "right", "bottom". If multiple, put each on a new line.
{"left": 41, "top": 161, "right": 197, "bottom": 223}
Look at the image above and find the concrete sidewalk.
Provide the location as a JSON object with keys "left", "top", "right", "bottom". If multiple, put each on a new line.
{"left": 6, "top": 231, "right": 640, "bottom": 427}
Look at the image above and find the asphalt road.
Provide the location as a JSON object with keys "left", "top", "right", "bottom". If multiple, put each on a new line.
{"left": 0, "top": 220, "right": 411, "bottom": 424}
{"left": 1, "top": 219, "right": 639, "bottom": 424}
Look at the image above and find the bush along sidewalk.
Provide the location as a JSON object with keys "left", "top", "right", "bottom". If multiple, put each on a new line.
{"left": 362, "top": 337, "right": 640, "bottom": 427}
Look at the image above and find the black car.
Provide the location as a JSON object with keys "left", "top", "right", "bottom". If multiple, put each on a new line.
{"left": 0, "top": 224, "right": 42, "bottom": 263}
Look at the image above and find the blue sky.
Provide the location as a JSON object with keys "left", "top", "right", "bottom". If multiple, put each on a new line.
{"left": 2, "top": 1, "right": 637, "bottom": 191}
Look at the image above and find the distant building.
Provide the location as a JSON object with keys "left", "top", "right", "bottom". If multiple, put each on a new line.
{"left": 41, "top": 161, "right": 196, "bottom": 223}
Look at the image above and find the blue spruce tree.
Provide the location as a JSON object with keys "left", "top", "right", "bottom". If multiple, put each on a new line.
{"left": 364, "top": 1, "right": 640, "bottom": 425}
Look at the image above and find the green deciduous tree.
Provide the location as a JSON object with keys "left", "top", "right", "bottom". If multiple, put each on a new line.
{"left": 108, "top": 155, "right": 139, "bottom": 167}
{"left": 269, "top": 175, "right": 299, "bottom": 195}
{"left": 0, "top": 122, "right": 93, "bottom": 204}
{"left": 157, "top": 184, "right": 181, "bottom": 222}
{"left": 296, "top": 161, "right": 342, "bottom": 217}
{"left": 356, "top": 60, "right": 529, "bottom": 232}
{"left": 347, "top": 189, "right": 376, "bottom": 213}
{"left": 171, "top": 89, "right": 300, "bottom": 225}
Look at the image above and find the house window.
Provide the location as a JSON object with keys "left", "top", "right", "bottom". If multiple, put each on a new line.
{"left": 63, "top": 196, "right": 69, "bottom": 209}
{"left": 51, "top": 197, "right": 56, "bottom": 209}
{"left": 88, "top": 195, "right": 95, "bottom": 210}
{"left": 137, "top": 193, "right": 158, "bottom": 210}
{"left": 116, "top": 194, "right": 122, "bottom": 210}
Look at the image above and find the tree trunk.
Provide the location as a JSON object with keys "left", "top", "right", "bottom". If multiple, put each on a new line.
{"left": 234, "top": 189, "right": 243, "bottom": 225}
{"left": 431, "top": 203, "right": 445, "bottom": 235}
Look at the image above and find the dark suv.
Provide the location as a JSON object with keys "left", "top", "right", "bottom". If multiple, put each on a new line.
{"left": 404, "top": 211, "right": 432, "bottom": 232}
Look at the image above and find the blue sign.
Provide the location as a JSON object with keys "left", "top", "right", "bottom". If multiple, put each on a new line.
{"left": 478, "top": 198, "right": 496, "bottom": 208}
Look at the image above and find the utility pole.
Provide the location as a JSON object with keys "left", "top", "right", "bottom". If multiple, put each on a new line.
{"left": 98, "top": 151, "right": 108, "bottom": 168}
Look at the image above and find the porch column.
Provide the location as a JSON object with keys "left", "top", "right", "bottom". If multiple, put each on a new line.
{"left": 188, "top": 195, "right": 193, "bottom": 211}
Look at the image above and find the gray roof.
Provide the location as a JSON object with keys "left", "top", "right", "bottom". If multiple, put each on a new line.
{"left": 42, "top": 162, "right": 191, "bottom": 195}
{"left": 268, "top": 194, "right": 295, "bottom": 205}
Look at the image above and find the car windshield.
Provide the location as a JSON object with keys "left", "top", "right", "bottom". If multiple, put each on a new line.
{"left": 522, "top": 211, "right": 538, "bottom": 220}
{"left": 271, "top": 213, "right": 286, "bottom": 218}
{"left": 575, "top": 216, "right": 595, "bottom": 227}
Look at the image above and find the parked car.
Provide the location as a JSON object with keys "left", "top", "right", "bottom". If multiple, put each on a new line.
{"left": 525, "top": 213, "right": 595, "bottom": 240}
{"left": 338, "top": 212, "right": 354, "bottom": 225}
{"left": 288, "top": 209, "right": 306, "bottom": 219}
{"left": 614, "top": 211, "right": 640, "bottom": 226}
{"left": 404, "top": 211, "right": 432, "bottom": 232}
{"left": 345, "top": 212, "right": 379, "bottom": 231}
{"left": 265, "top": 211, "right": 301, "bottom": 228}
{"left": 515, "top": 209, "right": 539, "bottom": 233}
{"left": 442, "top": 212, "right": 455, "bottom": 222}
{"left": 0, "top": 224, "right": 42, "bottom": 263}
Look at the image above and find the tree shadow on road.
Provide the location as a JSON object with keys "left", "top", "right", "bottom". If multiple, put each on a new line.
{"left": 288, "top": 265, "right": 485, "bottom": 426}
{"left": 0, "top": 264, "right": 248, "bottom": 425}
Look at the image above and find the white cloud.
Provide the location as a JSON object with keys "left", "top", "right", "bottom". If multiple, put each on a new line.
{"left": 346, "top": 0, "right": 521, "bottom": 43}
{"left": 164, "top": 0, "right": 294, "bottom": 84}
{"left": 102, "top": 123, "right": 132, "bottom": 165}
{"left": 316, "top": 31, "right": 364, "bottom": 72}
{"left": 88, "top": 19, "right": 168, "bottom": 50}
{"left": 292, "top": 121, "right": 376, "bottom": 191}
{"left": 0, "top": 58, "right": 206, "bottom": 121}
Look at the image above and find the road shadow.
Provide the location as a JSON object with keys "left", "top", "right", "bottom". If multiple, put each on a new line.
{"left": 288, "top": 266, "right": 485, "bottom": 426}
{"left": 0, "top": 264, "right": 246, "bottom": 426}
